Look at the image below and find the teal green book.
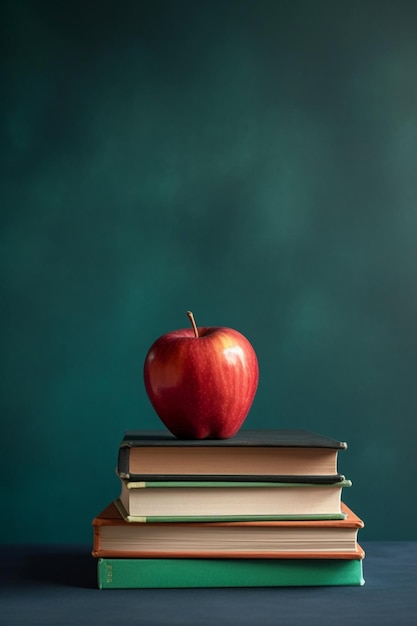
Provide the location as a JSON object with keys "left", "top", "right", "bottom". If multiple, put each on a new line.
{"left": 97, "top": 557, "right": 365, "bottom": 589}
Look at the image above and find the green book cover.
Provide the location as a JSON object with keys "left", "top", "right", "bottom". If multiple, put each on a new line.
{"left": 97, "top": 557, "right": 365, "bottom": 589}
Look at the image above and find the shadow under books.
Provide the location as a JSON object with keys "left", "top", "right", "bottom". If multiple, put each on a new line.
{"left": 14, "top": 546, "right": 97, "bottom": 589}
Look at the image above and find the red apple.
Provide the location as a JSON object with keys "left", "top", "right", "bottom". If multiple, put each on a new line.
{"left": 143, "top": 311, "right": 259, "bottom": 439}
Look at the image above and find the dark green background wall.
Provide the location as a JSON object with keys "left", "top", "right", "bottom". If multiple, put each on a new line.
{"left": 2, "top": 0, "right": 417, "bottom": 543}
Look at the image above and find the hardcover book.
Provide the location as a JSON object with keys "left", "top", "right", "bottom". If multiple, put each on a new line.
{"left": 97, "top": 555, "right": 365, "bottom": 589}
{"left": 92, "top": 501, "right": 364, "bottom": 558}
{"left": 117, "top": 429, "right": 347, "bottom": 483}
{"left": 116, "top": 479, "right": 352, "bottom": 522}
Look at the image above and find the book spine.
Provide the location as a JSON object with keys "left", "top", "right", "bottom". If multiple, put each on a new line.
{"left": 117, "top": 446, "right": 131, "bottom": 479}
{"left": 97, "top": 558, "right": 365, "bottom": 589}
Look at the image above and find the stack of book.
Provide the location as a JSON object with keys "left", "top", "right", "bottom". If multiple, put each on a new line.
{"left": 92, "top": 429, "right": 365, "bottom": 588}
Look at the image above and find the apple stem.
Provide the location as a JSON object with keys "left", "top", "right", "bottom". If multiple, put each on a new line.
{"left": 187, "top": 311, "right": 199, "bottom": 338}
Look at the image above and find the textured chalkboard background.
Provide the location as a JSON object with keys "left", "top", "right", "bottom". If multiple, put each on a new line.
{"left": 1, "top": 0, "right": 417, "bottom": 543}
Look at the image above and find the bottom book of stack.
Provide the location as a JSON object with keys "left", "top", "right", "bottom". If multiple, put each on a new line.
{"left": 97, "top": 556, "right": 364, "bottom": 589}
{"left": 92, "top": 501, "right": 365, "bottom": 589}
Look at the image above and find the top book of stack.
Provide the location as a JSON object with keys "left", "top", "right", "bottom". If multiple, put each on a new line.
{"left": 117, "top": 429, "right": 347, "bottom": 484}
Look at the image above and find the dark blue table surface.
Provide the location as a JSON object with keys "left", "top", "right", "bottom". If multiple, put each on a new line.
{"left": 1, "top": 542, "right": 417, "bottom": 626}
